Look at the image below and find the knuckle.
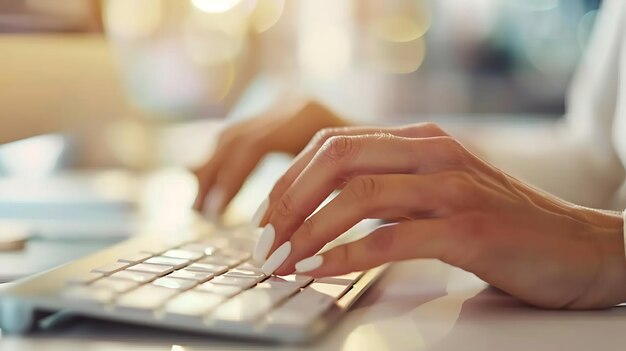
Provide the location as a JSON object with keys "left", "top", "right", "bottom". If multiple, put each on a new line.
{"left": 410, "top": 122, "right": 447, "bottom": 136}
{"left": 301, "top": 218, "right": 316, "bottom": 238}
{"left": 321, "top": 136, "right": 357, "bottom": 164}
{"left": 367, "top": 227, "right": 394, "bottom": 253}
{"left": 346, "top": 176, "right": 382, "bottom": 202}
{"left": 274, "top": 193, "right": 296, "bottom": 218}
{"left": 434, "top": 136, "right": 467, "bottom": 165}
{"left": 312, "top": 126, "right": 353, "bottom": 148}
{"left": 336, "top": 244, "right": 353, "bottom": 264}
{"left": 312, "top": 127, "right": 338, "bottom": 145}
{"left": 268, "top": 176, "right": 290, "bottom": 202}
{"left": 440, "top": 136, "right": 464, "bottom": 153}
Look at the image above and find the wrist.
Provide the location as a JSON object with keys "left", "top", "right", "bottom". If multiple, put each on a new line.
{"left": 585, "top": 210, "right": 626, "bottom": 307}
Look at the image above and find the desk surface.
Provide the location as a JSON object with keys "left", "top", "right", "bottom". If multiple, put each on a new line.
{"left": 3, "top": 258, "right": 626, "bottom": 351}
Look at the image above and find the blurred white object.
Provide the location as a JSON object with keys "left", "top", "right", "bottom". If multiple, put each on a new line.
{"left": 0, "top": 134, "right": 66, "bottom": 178}
{"left": 0, "top": 170, "right": 138, "bottom": 239}
{"left": 0, "top": 220, "right": 30, "bottom": 251}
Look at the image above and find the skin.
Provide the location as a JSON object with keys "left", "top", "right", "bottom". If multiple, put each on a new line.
{"left": 193, "top": 98, "right": 349, "bottom": 214}
{"left": 194, "top": 102, "right": 626, "bottom": 309}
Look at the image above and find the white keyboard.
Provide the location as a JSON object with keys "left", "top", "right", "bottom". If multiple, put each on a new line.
{"left": 0, "top": 224, "right": 386, "bottom": 343}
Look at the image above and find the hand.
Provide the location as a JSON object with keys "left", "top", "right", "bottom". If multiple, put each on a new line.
{"left": 193, "top": 99, "right": 349, "bottom": 217}
{"left": 253, "top": 123, "right": 626, "bottom": 309}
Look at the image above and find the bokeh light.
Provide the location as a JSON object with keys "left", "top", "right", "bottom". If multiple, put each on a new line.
{"left": 191, "top": 0, "right": 244, "bottom": 14}
{"left": 249, "top": 0, "right": 285, "bottom": 33}
{"left": 370, "top": 36, "right": 426, "bottom": 74}
{"left": 372, "top": 14, "right": 430, "bottom": 43}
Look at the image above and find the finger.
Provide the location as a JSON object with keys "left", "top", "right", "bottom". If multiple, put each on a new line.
{"left": 193, "top": 156, "right": 223, "bottom": 212}
{"left": 293, "top": 219, "right": 455, "bottom": 277}
{"left": 211, "top": 140, "right": 266, "bottom": 215}
{"left": 262, "top": 134, "right": 464, "bottom": 257}
{"left": 273, "top": 173, "right": 465, "bottom": 275}
{"left": 257, "top": 123, "right": 450, "bottom": 227}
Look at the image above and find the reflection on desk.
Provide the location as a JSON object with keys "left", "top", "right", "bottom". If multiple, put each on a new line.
{"left": 2, "top": 259, "right": 625, "bottom": 351}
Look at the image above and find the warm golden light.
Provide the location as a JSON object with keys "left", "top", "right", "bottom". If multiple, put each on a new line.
{"left": 182, "top": 13, "right": 245, "bottom": 66}
{"left": 250, "top": 0, "right": 285, "bottom": 33}
{"left": 372, "top": 14, "right": 431, "bottom": 43}
{"left": 299, "top": 25, "right": 352, "bottom": 80}
{"left": 191, "top": 0, "right": 244, "bottom": 14}
{"left": 103, "top": 0, "right": 162, "bottom": 39}
{"left": 370, "top": 37, "right": 426, "bottom": 74}
{"left": 297, "top": 1, "right": 353, "bottom": 80}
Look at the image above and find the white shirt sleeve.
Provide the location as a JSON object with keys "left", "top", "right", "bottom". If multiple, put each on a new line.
{"left": 566, "top": 0, "right": 626, "bottom": 209}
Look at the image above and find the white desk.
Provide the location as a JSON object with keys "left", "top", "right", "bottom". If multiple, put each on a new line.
{"left": 2, "top": 258, "right": 626, "bottom": 351}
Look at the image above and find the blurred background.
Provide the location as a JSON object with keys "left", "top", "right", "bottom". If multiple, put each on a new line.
{"left": 0, "top": 0, "right": 605, "bottom": 264}
{"left": 0, "top": 0, "right": 601, "bottom": 166}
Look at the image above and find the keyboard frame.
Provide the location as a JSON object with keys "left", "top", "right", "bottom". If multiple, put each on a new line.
{"left": 0, "top": 226, "right": 387, "bottom": 344}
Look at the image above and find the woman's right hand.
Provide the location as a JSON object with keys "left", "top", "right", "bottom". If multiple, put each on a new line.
{"left": 193, "top": 99, "right": 350, "bottom": 218}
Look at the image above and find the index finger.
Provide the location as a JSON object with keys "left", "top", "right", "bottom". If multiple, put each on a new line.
{"left": 256, "top": 135, "right": 462, "bottom": 270}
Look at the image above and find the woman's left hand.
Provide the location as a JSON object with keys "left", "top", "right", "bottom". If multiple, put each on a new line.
{"left": 253, "top": 123, "right": 626, "bottom": 309}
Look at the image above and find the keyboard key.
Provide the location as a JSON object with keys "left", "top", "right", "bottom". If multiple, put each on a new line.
{"left": 269, "top": 274, "right": 313, "bottom": 287}
{"left": 179, "top": 243, "right": 219, "bottom": 255}
{"left": 66, "top": 272, "right": 103, "bottom": 285}
{"left": 308, "top": 282, "right": 351, "bottom": 299}
{"left": 186, "top": 263, "right": 228, "bottom": 275}
{"left": 162, "top": 249, "right": 203, "bottom": 261}
{"left": 164, "top": 291, "right": 224, "bottom": 318}
{"left": 92, "top": 277, "right": 139, "bottom": 294}
{"left": 210, "top": 287, "right": 296, "bottom": 322}
{"left": 330, "top": 271, "right": 363, "bottom": 282}
{"left": 117, "top": 252, "right": 153, "bottom": 264}
{"left": 126, "top": 263, "right": 174, "bottom": 276}
{"left": 210, "top": 275, "right": 260, "bottom": 289}
{"left": 152, "top": 277, "right": 198, "bottom": 290}
{"left": 236, "top": 262, "right": 265, "bottom": 274}
{"left": 144, "top": 256, "right": 190, "bottom": 269}
{"left": 256, "top": 280, "right": 301, "bottom": 292}
{"left": 223, "top": 269, "right": 265, "bottom": 279}
{"left": 110, "top": 270, "right": 157, "bottom": 284}
{"left": 116, "top": 285, "right": 178, "bottom": 311}
{"left": 62, "top": 286, "right": 116, "bottom": 305}
{"left": 266, "top": 287, "right": 336, "bottom": 327}
{"left": 91, "top": 262, "right": 129, "bottom": 275}
{"left": 168, "top": 269, "right": 214, "bottom": 282}
{"left": 199, "top": 255, "right": 241, "bottom": 268}
{"left": 316, "top": 276, "right": 358, "bottom": 286}
{"left": 195, "top": 282, "right": 242, "bottom": 298}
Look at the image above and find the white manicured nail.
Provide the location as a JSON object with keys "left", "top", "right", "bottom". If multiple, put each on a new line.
{"left": 262, "top": 241, "right": 291, "bottom": 276}
{"left": 295, "top": 255, "right": 323, "bottom": 273}
{"left": 251, "top": 198, "right": 269, "bottom": 227}
{"left": 253, "top": 224, "right": 275, "bottom": 265}
{"left": 204, "top": 187, "right": 225, "bottom": 219}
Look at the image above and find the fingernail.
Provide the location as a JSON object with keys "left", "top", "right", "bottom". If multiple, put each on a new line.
{"left": 253, "top": 224, "right": 275, "bottom": 265}
{"left": 204, "top": 187, "right": 225, "bottom": 219}
{"left": 262, "top": 241, "right": 291, "bottom": 276}
{"left": 251, "top": 198, "right": 269, "bottom": 227}
{"left": 295, "top": 255, "right": 323, "bottom": 273}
